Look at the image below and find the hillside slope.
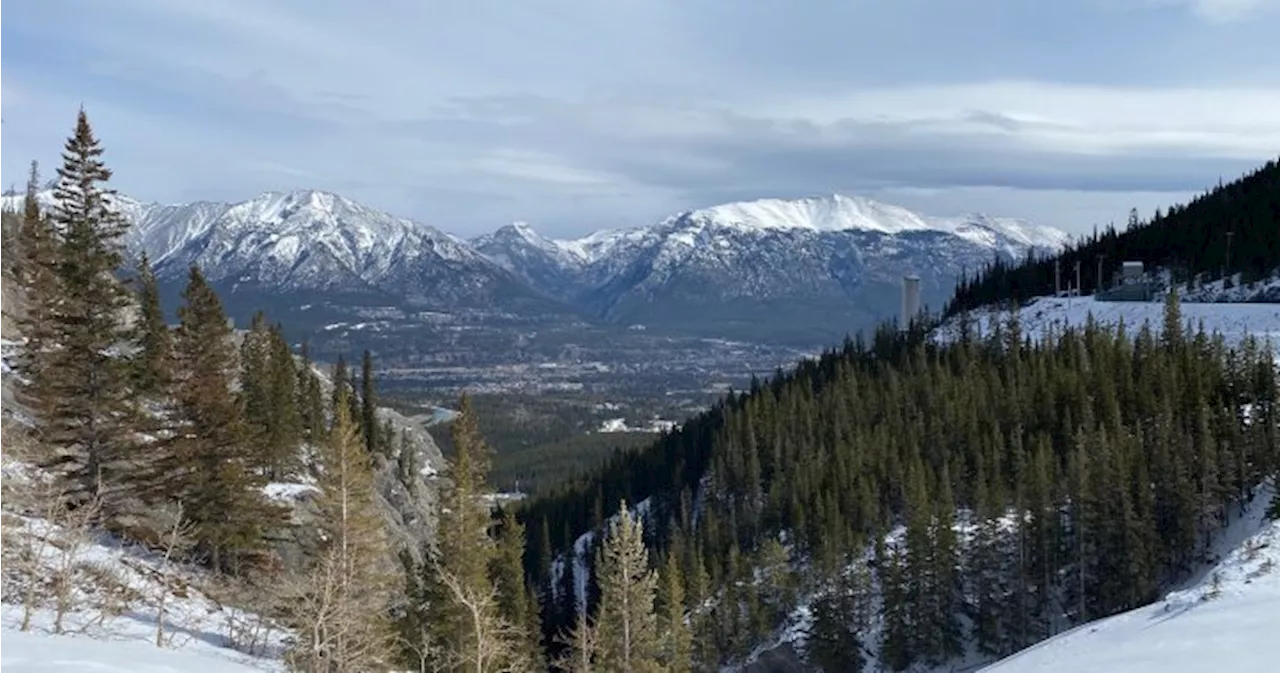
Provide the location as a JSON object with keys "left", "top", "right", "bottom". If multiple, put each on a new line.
{"left": 980, "top": 488, "right": 1279, "bottom": 673}
{"left": 947, "top": 158, "right": 1280, "bottom": 315}
{"left": 1, "top": 629, "right": 273, "bottom": 673}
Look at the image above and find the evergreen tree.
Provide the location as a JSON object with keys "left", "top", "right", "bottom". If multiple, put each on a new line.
{"left": 594, "top": 501, "right": 662, "bottom": 673}
{"left": 131, "top": 251, "right": 173, "bottom": 401}
{"left": 493, "top": 506, "right": 545, "bottom": 671}
{"left": 22, "top": 110, "right": 140, "bottom": 527}
{"left": 553, "top": 613, "right": 599, "bottom": 673}
{"left": 361, "top": 349, "right": 380, "bottom": 454}
{"left": 655, "top": 548, "right": 692, "bottom": 672}
{"left": 329, "top": 355, "right": 363, "bottom": 440}
{"left": 427, "top": 393, "right": 510, "bottom": 670}
{"left": 239, "top": 312, "right": 273, "bottom": 471}
{"left": 168, "top": 266, "right": 277, "bottom": 573}
{"left": 262, "top": 324, "right": 302, "bottom": 479}
{"left": 296, "top": 342, "right": 326, "bottom": 446}
{"left": 805, "top": 562, "right": 871, "bottom": 673}
{"left": 12, "top": 160, "right": 62, "bottom": 447}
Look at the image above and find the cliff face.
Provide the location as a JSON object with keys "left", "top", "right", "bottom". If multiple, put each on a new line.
{"left": 266, "top": 364, "right": 445, "bottom": 573}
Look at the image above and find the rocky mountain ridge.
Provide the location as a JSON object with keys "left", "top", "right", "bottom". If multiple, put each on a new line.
{"left": 3, "top": 189, "right": 1070, "bottom": 346}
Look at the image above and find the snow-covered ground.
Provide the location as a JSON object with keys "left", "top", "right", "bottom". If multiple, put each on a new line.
{"left": 980, "top": 484, "right": 1279, "bottom": 673}
{"left": 0, "top": 506, "right": 285, "bottom": 670}
{"left": 1, "top": 465, "right": 287, "bottom": 671}
{"left": 598, "top": 417, "right": 679, "bottom": 433}
{"left": 1, "top": 628, "right": 269, "bottom": 673}
{"left": 935, "top": 295, "right": 1280, "bottom": 348}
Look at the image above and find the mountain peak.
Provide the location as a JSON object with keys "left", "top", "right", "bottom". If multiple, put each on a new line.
{"left": 677, "top": 193, "right": 937, "bottom": 235}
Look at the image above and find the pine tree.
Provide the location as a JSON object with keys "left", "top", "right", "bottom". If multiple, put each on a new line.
{"left": 23, "top": 110, "right": 140, "bottom": 528}
{"left": 168, "top": 266, "right": 277, "bottom": 573}
{"left": 13, "top": 160, "right": 62, "bottom": 443}
{"left": 131, "top": 252, "right": 173, "bottom": 400}
{"left": 330, "top": 355, "right": 363, "bottom": 440}
{"left": 427, "top": 393, "right": 513, "bottom": 670}
{"left": 285, "top": 388, "right": 396, "bottom": 672}
{"left": 492, "top": 506, "right": 545, "bottom": 671}
{"left": 297, "top": 342, "right": 326, "bottom": 446}
{"left": 594, "top": 501, "right": 662, "bottom": 673}
{"left": 806, "top": 591, "right": 850, "bottom": 673}
{"left": 655, "top": 548, "right": 692, "bottom": 672}
{"left": 361, "top": 349, "right": 380, "bottom": 455}
{"left": 239, "top": 312, "right": 273, "bottom": 470}
{"left": 261, "top": 324, "right": 302, "bottom": 479}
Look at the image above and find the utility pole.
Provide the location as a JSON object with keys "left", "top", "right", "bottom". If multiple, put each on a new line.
{"left": 1096, "top": 254, "right": 1105, "bottom": 294}
{"left": 1055, "top": 259, "right": 1061, "bottom": 295}
{"left": 1075, "top": 260, "right": 1082, "bottom": 298}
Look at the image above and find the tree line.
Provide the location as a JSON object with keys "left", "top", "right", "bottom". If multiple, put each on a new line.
{"left": 946, "top": 158, "right": 1280, "bottom": 315}
{"left": 522, "top": 294, "right": 1279, "bottom": 669}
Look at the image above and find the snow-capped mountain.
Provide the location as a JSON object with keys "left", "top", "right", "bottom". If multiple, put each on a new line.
{"left": 4, "top": 188, "right": 1069, "bottom": 346}
{"left": 472, "top": 194, "right": 1070, "bottom": 343}
{"left": 3, "top": 189, "right": 567, "bottom": 320}
{"left": 471, "top": 221, "right": 592, "bottom": 302}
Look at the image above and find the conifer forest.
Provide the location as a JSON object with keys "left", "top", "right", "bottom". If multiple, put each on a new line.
{"left": 3, "top": 112, "right": 1279, "bottom": 673}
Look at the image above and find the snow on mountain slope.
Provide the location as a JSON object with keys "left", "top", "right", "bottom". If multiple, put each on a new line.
{"left": 471, "top": 194, "right": 1070, "bottom": 342}
{"left": 3, "top": 189, "right": 562, "bottom": 316}
{"left": 133, "top": 190, "right": 510, "bottom": 298}
{"left": 677, "top": 194, "right": 936, "bottom": 235}
{"left": 470, "top": 221, "right": 592, "bottom": 299}
{"left": 979, "top": 488, "right": 1280, "bottom": 673}
{"left": 931, "top": 213, "right": 1073, "bottom": 256}
{"left": 0, "top": 628, "right": 277, "bottom": 673}
{"left": 934, "top": 295, "right": 1280, "bottom": 348}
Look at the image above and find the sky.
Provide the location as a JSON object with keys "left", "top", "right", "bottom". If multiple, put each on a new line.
{"left": 3, "top": 0, "right": 1279, "bottom": 239}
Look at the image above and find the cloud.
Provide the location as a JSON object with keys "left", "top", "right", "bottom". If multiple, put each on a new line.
{"left": 2, "top": 0, "right": 1278, "bottom": 237}
{"left": 1178, "top": 0, "right": 1279, "bottom": 22}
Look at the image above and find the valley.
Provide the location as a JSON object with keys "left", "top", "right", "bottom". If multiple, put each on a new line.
{"left": 5, "top": 0, "right": 1280, "bottom": 666}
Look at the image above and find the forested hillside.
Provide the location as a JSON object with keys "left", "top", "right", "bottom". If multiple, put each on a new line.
{"left": 946, "top": 158, "right": 1280, "bottom": 315}
{"left": 522, "top": 296, "right": 1279, "bottom": 670}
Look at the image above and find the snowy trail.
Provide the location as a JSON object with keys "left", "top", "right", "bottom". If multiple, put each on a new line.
{"left": 937, "top": 295, "right": 1280, "bottom": 347}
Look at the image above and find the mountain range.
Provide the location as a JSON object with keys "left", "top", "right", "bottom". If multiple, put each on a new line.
{"left": 2, "top": 189, "right": 1070, "bottom": 347}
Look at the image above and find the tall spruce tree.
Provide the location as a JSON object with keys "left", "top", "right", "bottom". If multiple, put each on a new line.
{"left": 296, "top": 342, "right": 326, "bottom": 446}
{"left": 13, "top": 160, "right": 61, "bottom": 443}
{"left": 655, "top": 548, "right": 692, "bottom": 673}
{"left": 427, "top": 393, "right": 511, "bottom": 670}
{"left": 493, "top": 506, "right": 546, "bottom": 670}
{"left": 22, "top": 110, "right": 140, "bottom": 527}
{"left": 169, "top": 266, "right": 277, "bottom": 573}
{"left": 260, "top": 324, "right": 302, "bottom": 479}
{"left": 239, "top": 312, "right": 272, "bottom": 469}
{"left": 594, "top": 501, "right": 662, "bottom": 673}
{"left": 131, "top": 252, "right": 173, "bottom": 401}
{"left": 361, "top": 349, "right": 380, "bottom": 454}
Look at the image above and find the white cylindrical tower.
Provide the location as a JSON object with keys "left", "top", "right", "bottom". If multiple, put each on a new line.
{"left": 901, "top": 274, "right": 921, "bottom": 330}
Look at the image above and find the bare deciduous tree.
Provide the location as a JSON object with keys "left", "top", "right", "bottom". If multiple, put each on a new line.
{"left": 153, "top": 500, "right": 195, "bottom": 647}
{"left": 552, "top": 611, "right": 599, "bottom": 673}
{"left": 49, "top": 496, "right": 102, "bottom": 634}
{"left": 435, "top": 563, "right": 536, "bottom": 673}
